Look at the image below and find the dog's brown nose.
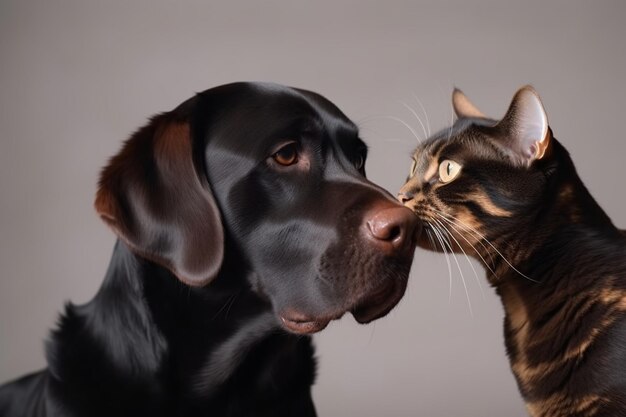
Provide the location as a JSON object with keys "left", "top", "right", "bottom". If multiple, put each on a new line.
{"left": 365, "top": 205, "right": 419, "bottom": 255}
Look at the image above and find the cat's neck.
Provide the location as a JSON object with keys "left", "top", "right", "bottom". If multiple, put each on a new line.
{"left": 489, "top": 141, "right": 622, "bottom": 285}
{"left": 494, "top": 209, "right": 626, "bottom": 412}
{"left": 546, "top": 156, "right": 617, "bottom": 235}
{"left": 488, "top": 141, "right": 626, "bottom": 405}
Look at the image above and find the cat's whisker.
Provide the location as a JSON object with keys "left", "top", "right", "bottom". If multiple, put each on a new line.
{"left": 428, "top": 222, "right": 454, "bottom": 304}
{"left": 378, "top": 115, "right": 423, "bottom": 144}
{"left": 431, "top": 219, "right": 474, "bottom": 316}
{"left": 430, "top": 224, "right": 453, "bottom": 303}
{"left": 400, "top": 101, "right": 428, "bottom": 140}
{"left": 379, "top": 138, "right": 415, "bottom": 145}
{"left": 429, "top": 207, "right": 496, "bottom": 268}
{"left": 430, "top": 208, "right": 539, "bottom": 284}
{"left": 435, "top": 213, "right": 498, "bottom": 278}
{"left": 433, "top": 215, "right": 486, "bottom": 300}
{"left": 432, "top": 219, "right": 474, "bottom": 317}
{"left": 435, "top": 80, "right": 452, "bottom": 128}
{"left": 425, "top": 229, "right": 438, "bottom": 252}
{"left": 445, "top": 108, "right": 455, "bottom": 142}
{"left": 355, "top": 119, "right": 415, "bottom": 146}
{"left": 447, "top": 88, "right": 456, "bottom": 142}
{"left": 430, "top": 207, "right": 500, "bottom": 267}
{"left": 411, "top": 93, "right": 431, "bottom": 137}
{"left": 356, "top": 117, "right": 420, "bottom": 146}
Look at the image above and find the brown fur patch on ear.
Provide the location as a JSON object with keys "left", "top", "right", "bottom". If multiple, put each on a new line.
{"left": 94, "top": 113, "right": 224, "bottom": 287}
{"left": 154, "top": 122, "right": 194, "bottom": 184}
{"left": 94, "top": 185, "right": 118, "bottom": 223}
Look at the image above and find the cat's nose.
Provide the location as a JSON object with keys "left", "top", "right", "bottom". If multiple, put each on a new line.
{"left": 397, "top": 191, "right": 414, "bottom": 204}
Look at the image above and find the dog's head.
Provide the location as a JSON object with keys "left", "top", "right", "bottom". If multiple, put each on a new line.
{"left": 96, "top": 82, "right": 420, "bottom": 334}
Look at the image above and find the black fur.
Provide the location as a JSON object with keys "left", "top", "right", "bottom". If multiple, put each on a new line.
{"left": 0, "top": 82, "right": 419, "bottom": 417}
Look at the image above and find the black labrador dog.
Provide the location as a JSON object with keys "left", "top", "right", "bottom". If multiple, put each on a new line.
{"left": 0, "top": 82, "right": 419, "bottom": 416}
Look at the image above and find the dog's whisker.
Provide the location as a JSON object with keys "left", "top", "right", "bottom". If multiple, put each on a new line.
{"left": 367, "top": 322, "right": 377, "bottom": 346}
{"left": 212, "top": 292, "right": 238, "bottom": 320}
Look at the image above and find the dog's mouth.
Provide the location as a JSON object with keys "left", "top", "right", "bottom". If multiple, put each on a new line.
{"left": 350, "top": 277, "right": 407, "bottom": 324}
{"left": 280, "top": 316, "right": 332, "bottom": 335}
{"left": 279, "top": 309, "right": 342, "bottom": 335}
{"left": 279, "top": 277, "right": 408, "bottom": 334}
{"left": 277, "top": 224, "right": 418, "bottom": 335}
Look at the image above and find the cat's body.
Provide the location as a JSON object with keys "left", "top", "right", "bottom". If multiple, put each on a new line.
{"left": 399, "top": 87, "right": 626, "bottom": 416}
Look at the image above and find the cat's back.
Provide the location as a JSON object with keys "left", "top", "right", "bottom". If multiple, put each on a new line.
{"left": 576, "top": 231, "right": 626, "bottom": 414}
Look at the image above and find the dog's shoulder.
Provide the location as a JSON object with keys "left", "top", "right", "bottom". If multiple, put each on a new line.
{"left": 0, "top": 370, "right": 48, "bottom": 416}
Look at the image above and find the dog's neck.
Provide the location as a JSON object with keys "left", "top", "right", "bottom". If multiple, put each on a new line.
{"left": 46, "top": 241, "right": 311, "bottom": 409}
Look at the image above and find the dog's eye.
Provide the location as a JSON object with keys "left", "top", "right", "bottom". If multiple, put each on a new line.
{"left": 272, "top": 142, "right": 299, "bottom": 166}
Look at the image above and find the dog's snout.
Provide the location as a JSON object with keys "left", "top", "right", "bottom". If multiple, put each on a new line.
{"left": 365, "top": 205, "right": 418, "bottom": 254}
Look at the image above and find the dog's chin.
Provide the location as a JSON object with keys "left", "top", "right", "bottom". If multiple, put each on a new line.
{"left": 278, "top": 277, "right": 408, "bottom": 334}
{"left": 277, "top": 261, "right": 412, "bottom": 335}
{"left": 350, "top": 277, "right": 408, "bottom": 324}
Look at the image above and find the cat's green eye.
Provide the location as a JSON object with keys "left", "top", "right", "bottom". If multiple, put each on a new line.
{"left": 409, "top": 159, "right": 417, "bottom": 177}
{"left": 438, "top": 160, "right": 462, "bottom": 183}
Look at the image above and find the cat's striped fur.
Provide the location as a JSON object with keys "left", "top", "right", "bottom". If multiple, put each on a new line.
{"left": 399, "top": 87, "right": 626, "bottom": 417}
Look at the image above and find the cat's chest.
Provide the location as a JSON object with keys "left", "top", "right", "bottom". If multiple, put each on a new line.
{"left": 500, "top": 289, "right": 532, "bottom": 383}
{"left": 500, "top": 281, "right": 626, "bottom": 417}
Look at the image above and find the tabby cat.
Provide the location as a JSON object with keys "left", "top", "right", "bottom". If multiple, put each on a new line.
{"left": 399, "top": 86, "right": 626, "bottom": 417}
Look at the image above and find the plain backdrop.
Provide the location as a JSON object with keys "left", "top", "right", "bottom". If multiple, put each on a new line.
{"left": 1, "top": 1, "right": 625, "bottom": 416}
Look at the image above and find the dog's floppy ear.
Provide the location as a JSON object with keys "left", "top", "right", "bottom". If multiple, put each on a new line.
{"left": 94, "top": 107, "right": 224, "bottom": 287}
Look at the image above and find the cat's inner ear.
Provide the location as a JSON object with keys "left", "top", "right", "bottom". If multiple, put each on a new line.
{"left": 452, "top": 88, "right": 487, "bottom": 119}
{"left": 496, "top": 86, "right": 550, "bottom": 165}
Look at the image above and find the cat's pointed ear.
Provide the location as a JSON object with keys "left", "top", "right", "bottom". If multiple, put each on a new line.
{"left": 496, "top": 86, "right": 550, "bottom": 165}
{"left": 452, "top": 88, "right": 487, "bottom": 119}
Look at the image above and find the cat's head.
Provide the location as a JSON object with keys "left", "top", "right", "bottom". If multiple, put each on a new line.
{"left": 398, "top": 86, "right": 563, "bottom": 267}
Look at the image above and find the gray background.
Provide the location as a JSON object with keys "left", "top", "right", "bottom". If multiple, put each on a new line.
{"left": 1, "top": 1, "right": 625, "bottom": 416}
